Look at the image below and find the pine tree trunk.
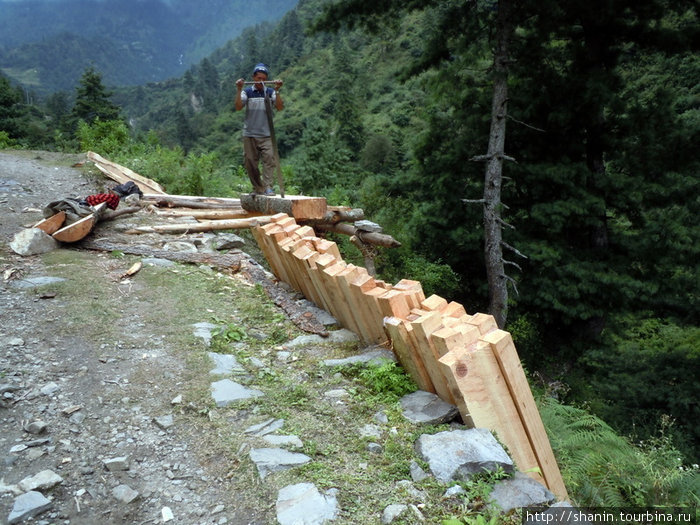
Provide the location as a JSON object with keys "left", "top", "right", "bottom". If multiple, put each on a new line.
{"left": 483, "top": 0, "right": 513, "bottom": 329}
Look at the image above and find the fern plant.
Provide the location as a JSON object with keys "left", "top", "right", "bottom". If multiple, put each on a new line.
{"left": 539, "top": 397, "right": 699, "bottom": 507}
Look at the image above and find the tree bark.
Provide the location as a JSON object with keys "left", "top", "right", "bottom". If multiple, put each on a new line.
{"left": 483, "top": 0, "right": 513, "bottom": 329}
{"left": 315, "top": 222, "right": 401, "bottom": 248}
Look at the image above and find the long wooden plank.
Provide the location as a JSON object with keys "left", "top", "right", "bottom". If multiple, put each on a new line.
{"left": 336, "top": 266, "right": 376, "bottom": 345}
{"left": 126, "top": 216, "right": 273, "bottom": 234}
{"left": 439, "top": 340, "right": 545, "bottom": 486}
{"left": 410, "top": 311, "right": 456, "bottom": 404}
{"left": 482, "top": 330, "right": 569, "bottom": 500}
{"left": 421, "top": 294, "right": 448, "bottom": 312}
{"left": 320, "top": 261, "right": 362, "bottom": 334}
{"left": 376, "top": 289, "right": 412, "bottom": 320}
{"left": 392, "top": 279, "right": 425, "bottom": 310}
{"left": 349, "top": 274, "right": 387, "bottom": 344}
{"left": 291, "top": 243, "right": 327, "bottom": 307}
{"left": 254, "top": 223, "right": 289, "bottom": 282}
{"left": 362, "top": 286, "right": 392, "bottom": 345}
{"left": 88, "top": 151, "right": 166, "bottom": 195}
{"left": 384, "top": 317, "right": 434, "bottom": 393}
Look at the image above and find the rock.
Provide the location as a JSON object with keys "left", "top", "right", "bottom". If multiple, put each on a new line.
{"left": 208, "top": 352, "right": 245, "bottom": 375}
{"left": 18, "top": 469, "right": 64, "bottom": 492}
{"left": 244, "top": 418, "right": 285, "bottom": 437}
{"left": 382, "top": 504, "right": 408, "bottom": 524}
{"left": 489, "top": 472, "right": 556, "bottom": 513}
{"left": 212, "top": 232, "right": 245, "bottom": 251}
{"left": 367, "top": 443, "right": 383, "bottom": 454}
{"left": 295, "top": 300, "right": 338, "bottom": 326}
{"left": 8, "top": 276, "right": 65, "bottom": 289}
{"left": 193, "top": 322, "right": 218, "bottom": 346}
{"left": 103, "top": 456, "right": 130, "bottom": 471}
{"left": 410, "top": 460, "right": 429, "bottom": 482}
{"left": 112, "top": 484, "right": 139, "bottom": 503}
{"left": 400, "top": 390, "right": 459, "bottom": 425}
{"left": 10, "top": 228, "right": 58, "bottom": 256}
{"left": 23, "top": 420, "right": 47, "bottom": 435}
{"left": 286, "top": 328, "right": 361, "bottom": 347}
{"left": 153, "top": 414, "right": 174, "bottom": 429}
{"left": 7, "top": 491, "right": 52, "bottom": 524}
{"left": 414, "top": 428, "right": 514, "bottom": 483}
{"left": 211, "top": 379, "right": 263, "bottom": 407}
{"left": 163, "top": 241, "right": 198, "bottom": 252}
{"left": 276, "top": 482, "right": 338, "bottom": 525}
{"left": 249, "top": 448, "right": 311, "bottom": 480}
{"left": 39, "top": 382, "right": 60, "bottom": 396}
{"left": 323, "top": 389, "right": 349, "bottom": 399}
{"left": 162, "top": 506, "right": 175, "bottom": 522}
{"left": 359, "top": 424, "right": 382, "bottom": 439}
{"left": 262, "top": 435, "right": 303, "bottom": 449}
{"left": 322, "top": 348, "right": 396, "bottom": 368}
{"left": 354, "top": 220, "right": 383, "bottom": 233}
{"left": 142, "top": 257, "right": 176, "bottom": 267}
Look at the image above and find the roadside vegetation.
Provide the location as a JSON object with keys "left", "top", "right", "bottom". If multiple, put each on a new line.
{"left": 1, "top": 0, "right": 697, "bottom": 513}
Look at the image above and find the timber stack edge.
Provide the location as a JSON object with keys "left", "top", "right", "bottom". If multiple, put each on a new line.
{"left": 251, "top": 212, "right": 569, "bottom": 501}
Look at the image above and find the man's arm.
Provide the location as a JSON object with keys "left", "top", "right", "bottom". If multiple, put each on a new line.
{"left": 274, "top": 80, "right": 284, "bottom": 111}
{"left": 234, "top": 78, "right": 245, "bottom": 111}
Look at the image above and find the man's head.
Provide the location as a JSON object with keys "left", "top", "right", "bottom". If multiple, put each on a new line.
{"left": 253, "top": 63, "right": 269, "bottom": 88}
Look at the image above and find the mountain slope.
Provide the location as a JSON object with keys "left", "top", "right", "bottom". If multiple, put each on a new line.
{"left": 0, "top": 0, "right": 297, "bottom": 93}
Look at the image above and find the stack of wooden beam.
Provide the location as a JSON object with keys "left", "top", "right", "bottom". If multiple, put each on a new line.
{"left": 252, "top": 213, "right": 568, "bottom": 501}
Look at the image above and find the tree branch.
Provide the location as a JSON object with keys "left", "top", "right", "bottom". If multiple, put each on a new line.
{"left": 501, "top": 240, "right": 528, "bottom": 259}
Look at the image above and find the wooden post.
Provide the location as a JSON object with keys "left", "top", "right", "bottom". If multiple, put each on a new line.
{"left": 384, "top": 317, "right": 434, "bottom": 393}
{"left": 438, "top": 339, "right": 545, "bottom": 487}
{"left": 482, "top": 330, "right": 569, "bottom": 500}
{"left": 410, "top": 311, "right": 456, "bottom": 404}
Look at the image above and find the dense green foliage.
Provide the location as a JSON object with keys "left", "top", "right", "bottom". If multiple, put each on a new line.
{"left": 0, "top": 0, "right": 697, "bottom": 496}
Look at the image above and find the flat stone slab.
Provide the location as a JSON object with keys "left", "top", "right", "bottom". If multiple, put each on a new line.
{"left": 263, "top": 434, "right": 304, "bottom": 449}
{"left": 489, "top": 472, "right": 556, "bottom": 512}
{"left": 249, "top": 448, "right": 311, "bottom": 480}
{"left": 211, "top": 379, "right": 263, "bottom": 407}
{"left": 193, "top": 322, "right": 218, "bottom": 346}
{"left": 414, "top": 428, "right": 514, "bottom": 483}
{"left": 322, "top": 348, "right": 396, "bottom": 368}
{"left": 286, "top": 329, "right": 359, "bottom": 347}
{"left": 400, "top": 390, "right": 459, "bottom": 425}
{"left": 208, "top": 352, "right": 245, "bottom": 375}
{"left": 276, "top": 482, "right": 338, "bottom": 525}
{"left": 8, "top": 491, "right": 52, "bottom": 524}
{"left": 9, "top": 275, "right": 66, "bottom": 289}
{"left": 18, "top": 469, "right": 63, "bottom": 492}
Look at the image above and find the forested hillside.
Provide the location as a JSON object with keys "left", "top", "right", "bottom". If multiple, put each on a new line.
{"left": 0, "top": 0, "right": 296, "bottom": 93}
{"left": 1, "top": 0, "right": 698, "bottom": 494}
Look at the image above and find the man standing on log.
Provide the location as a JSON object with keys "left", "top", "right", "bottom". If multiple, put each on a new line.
{"left": 235, "top": 63, "right": 284, "bottom": 196}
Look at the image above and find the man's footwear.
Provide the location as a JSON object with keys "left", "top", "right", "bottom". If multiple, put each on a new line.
{"left": 263, "top": 188, "right": 276, "bottom": 196}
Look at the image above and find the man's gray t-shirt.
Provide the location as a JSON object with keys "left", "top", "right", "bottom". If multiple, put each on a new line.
{"left": 240, "top": 87, "right": 277, "bottom": 138}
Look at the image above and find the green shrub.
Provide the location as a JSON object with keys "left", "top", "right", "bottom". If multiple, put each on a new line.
{"left": 539, "top": 397, "right": 699, "bottom": 507}
{"left": 0, "top": 130, "right": 16, "bottom": 148}
{"left": 76, "top": 118, "right": 131, "bottom": 156}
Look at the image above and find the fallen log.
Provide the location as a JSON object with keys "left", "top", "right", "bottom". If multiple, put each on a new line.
{"left": 301, "top": 207, "right": 365, "bottom": 226}
{"left": 153, "top": 209, "right": 263, "bottom": 220}
{"left": 125, "top": 216, "right": 274, "bottom": 234}
{"left": 240, "top": 193, "right": 327, "bottom": 220}
{"left": 316, "top": 222, "right": 401, "bottom": 248}
{"left": 143, "top": 194, "right": 242, "bottom": 209}
{"left": 78, "top": 238, "right": 329, "bottom": 337}
{"left": 87, "top": 151, "right": 167, "bottom": 195}
{"left": 102, "top": 206, "right": 141, "bottom": 221}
